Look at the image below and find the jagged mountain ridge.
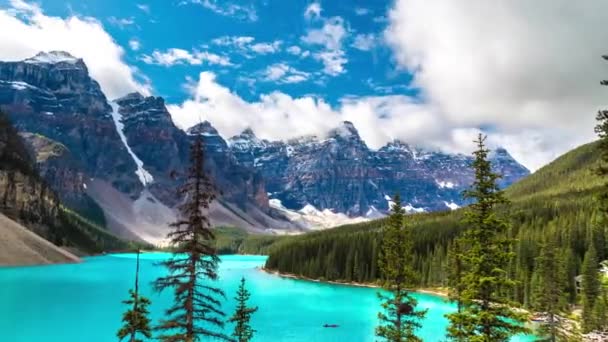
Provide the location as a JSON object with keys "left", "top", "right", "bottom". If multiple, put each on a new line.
{"left": 0, "top": 52, "right": 296, "bottom": 242}
{"left": 0, "top": 51, "right": 529, "bottom": 237}
{"left": 227, "top": 121, "right": 530, "bottom": 216}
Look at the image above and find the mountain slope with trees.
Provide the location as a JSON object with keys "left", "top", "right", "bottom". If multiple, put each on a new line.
{"left": 0, "top": 111, "right": 130, "bottom": 264}
{"left": 265, "top": 140, "right": 602, "bottom": 311}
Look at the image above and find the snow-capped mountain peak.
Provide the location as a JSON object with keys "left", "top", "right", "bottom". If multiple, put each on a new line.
{"left": 24, "top": 51, "right": 81, "bottom": 65}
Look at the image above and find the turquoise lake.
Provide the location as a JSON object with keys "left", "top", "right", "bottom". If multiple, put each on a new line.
{"left": 0, "top": 254, "right": 535, "bottom": 341}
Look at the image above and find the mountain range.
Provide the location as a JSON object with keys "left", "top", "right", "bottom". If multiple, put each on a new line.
{"left": 0, "top": 51, "right": 530, "bottom": 243}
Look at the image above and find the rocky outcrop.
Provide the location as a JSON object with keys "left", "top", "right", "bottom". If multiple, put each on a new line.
{"left": 115, "top": 93, "right": 271, "bottom": 213}
{"left": 228, "top": 121, "right": 530, "bottom": 216}
{"left": 19, "top": 132, "right": 105, "bottom": 225}
{"left": 0, "top": 51, "right": 142, "bottom": 197}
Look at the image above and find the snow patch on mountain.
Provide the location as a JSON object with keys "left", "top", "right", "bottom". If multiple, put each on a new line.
{"left": 269, "top": 199, "right": 369, "bottom": 229}
{"left": 403, "top": 204, "right": 426, "bottom": 213}
{"left": 437, "top": 180, "right": 455, "bottom": 189}
{"left": 109, "top": 102, "right": 154, "bottom": 186}
{"left": 385, "top": 194, "right": 426, "bottom": 214}
{"left": 25, "top": 51, "right": 80, "bottom": 64}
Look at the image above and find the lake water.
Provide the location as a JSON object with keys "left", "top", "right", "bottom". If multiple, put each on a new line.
{"left": 0, "top": 254, "right": 534, "bottom": 341}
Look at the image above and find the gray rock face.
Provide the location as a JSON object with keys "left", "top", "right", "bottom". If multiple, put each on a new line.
{"left": 228, "top": 122, "right": 530, "bottom": 216}
{"left": 0, "top": 51, "right": 142, "bottom": 197}
{"left": 115, "top": 94, "right": 269, "bottom": 212}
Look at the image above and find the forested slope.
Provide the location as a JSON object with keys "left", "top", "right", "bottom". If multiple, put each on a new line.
{"left": 265, "top": 141, "right": 602, "bottom": 307}
{"left": 0, "top": 111, "right": 130, "bottom": 258}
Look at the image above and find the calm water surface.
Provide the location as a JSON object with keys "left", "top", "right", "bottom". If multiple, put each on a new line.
{"left": 0, "top": 254, "right": 534, "bottom": 341}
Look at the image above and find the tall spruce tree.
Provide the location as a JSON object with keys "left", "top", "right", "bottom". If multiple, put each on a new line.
{"left": 154, "top": 135, "right": 229, "bottom": 341}
{"left": 228, "top": 277, "right": 258, "bottom": 342}
{"left": 581, "top": 242, "right": 601, "bottom": 333}
{"left": 446, "top": 134, "right": 529, "bottom": 342}
{"left": 376, "top": 194, "right": 426, "bottom": 342}
{"left": 118, "top": 250, "right": 153, "bottom": 342}
{"left": 532, "top": 240, "right": 568, "bottom": 342}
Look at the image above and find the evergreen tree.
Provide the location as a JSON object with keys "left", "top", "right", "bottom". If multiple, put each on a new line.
{"left": 154, "top": 135, "right": 229, "bottom": 341}
{"left": 228, "top": 277, "right": 258, "bottom": 342}
{"left": 376, "top": 194, "right": 426, "bottom": 342}
{"left": 446, "top": 135, "right": 529, "bottom": 342}
{"left": 581, "top": 242, "right": 601, "bottom": 333}
{"left": 118, "top": 250, "right": 153, "bottom": 342}
{"left": 532, "top": 240, "right": 568, "bottom": 342}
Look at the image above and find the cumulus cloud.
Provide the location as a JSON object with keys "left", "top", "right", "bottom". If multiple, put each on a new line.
{"left": 250, "top": 40, "right": 282, "bottom": 54}
{"left": 352, "top": 33, "right": 376, "bottom": 51}
{"left": 136, "top": 4, "right": 150, "bottom": 14}
{"left": 286, "top": 45, "right": 302, "bottom": 55}
{"left": 262, "top": 63, "right": 310, "bottom": 84}
{"left": 302, "top": 16, "right": 349, "bottom": 76}
{"left": 168, "top": 72, "right": 486, "bottom": 158}
{"left": 304, "top": 2, "right": 321, "bottom": 20}
{"left": 0, "top": 0, "right": 149, "bottom": 99}
{"left": 141, "top": 48, "right": 232, "bottom": 66}
{"left": 383, "top": 0, "right": 608, "bottom": 170}
{"left": 128, "top": 39, "right": 141, "bottom": 51}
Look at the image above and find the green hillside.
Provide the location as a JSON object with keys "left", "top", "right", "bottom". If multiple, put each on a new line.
{"left": 264, "top": 141, "right": 603, "bottom": 309}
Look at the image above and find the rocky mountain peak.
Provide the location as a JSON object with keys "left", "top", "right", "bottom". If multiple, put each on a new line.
{"left": 328, "top": 120, "right": 361, "bottom": 140}
{"left": 240, "top": 127, "right": 257, "bottom": 139}
{"left": 187, "top": 121, "right": 219, "bottom": 136}
{"left": 114, "top": 92, "right": 145, "bottom": 104}
{"left": 380, "top": 139, "right": 413, "bottom": 153}
{"left": 24, "top": 51, "right": 81, "bottom": 64}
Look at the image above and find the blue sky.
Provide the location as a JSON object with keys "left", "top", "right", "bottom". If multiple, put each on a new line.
{"left": 23, "top": 0, "right": 415, "bottom": 105}
{"left": 0, "top": 0, "right": 606, "bottom": 171}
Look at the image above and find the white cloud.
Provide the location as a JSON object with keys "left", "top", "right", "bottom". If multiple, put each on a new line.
{"left": 211, "top": 36, "right": 281, "bottom": 56}
{"left": 304, "top": 2, "right": 321, "bottom": 20}
{"left": 354, "top": 7, "right": 370, "bottom": 16}
{"left": 302, "top": 16, "right": 348, "bottom": 76}
{"left": 168, "top": 71, "right": 587, "bottom": 171}
{"left": 314, "top": 50, "right": 347, "bottom": 76}
{"left": 128, "top": 39, "right": 141, "bottom": 51}
{"left": 136, "top": 4, "right": 150, "bottom": 14}
{"left": 250, "top": 40, "right": 282, "bottom": 54}
{"left": 262, "top": 63, "right": 310, "bottom": 84}
{"left": 384, "top": 0, "right": 608, "bottom": 170}
{"left": 185, "top": 0, "right": 257, "bottom": 22}
{"left": 141, "top": 48, "right": 232, "bottom": 66}
{"left": 286, "top": 45, "right": 302, "bottom": 55}
{"left": 0, "top": 0, "right": 149, "bottom": 99}
{"left": 212, "top": 35, "right": 254, "bottom": 47}
{"left": 168, "top": 72, "right": 496, "bottom": 161}
{"left": 108, "top": 16, "right": 135, "bottom": 29}
{"left": 302, "top": 17, "right": 346, "bottom": 50}
{"left": 352, "top": 33, "right": 376, "bottom": 51}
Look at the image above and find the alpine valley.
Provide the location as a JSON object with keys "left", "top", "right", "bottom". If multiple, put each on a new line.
{"left": 0, "top": 51, "right": 529, "bottom": 246}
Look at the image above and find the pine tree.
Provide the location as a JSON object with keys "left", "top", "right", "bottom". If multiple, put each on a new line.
{"left": 154, "top": 135, "right": 229, "bottom": 342}
{"left": 446, "top": 134, "right": 529, "bottom": 342}
{"left": 533, "top": 240, "right": 568, "bottom": 342}
{"left": 581, "top": 242, "right": 601, "bottom": 333}
{"left": 376, "top": 194, "right": 426, "bottom": 342}
{"left": 228, "top": 277, "right": 258, "bottom": 342}
{"left": 118, "top": 250, "right": 153, "bottom": 342}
